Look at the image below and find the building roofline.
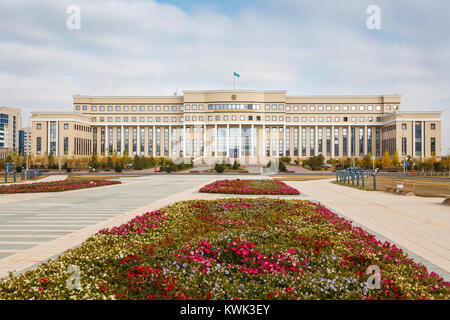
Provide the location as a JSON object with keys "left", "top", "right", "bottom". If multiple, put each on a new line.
{"left": 381, "top": 111, "right": 442, "bottom": 118}
{"left": 73, "top": 95, "right": 183, "bottom": 99}
{"left": 31, "top": 111, "right": 92, "bottom": 118}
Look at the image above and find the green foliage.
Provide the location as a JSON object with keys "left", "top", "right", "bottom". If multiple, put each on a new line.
{"left": 279, "top": 156, "right": 291, "bottom": 164}
{"left": 303, "top": 154, "right": 325, "bottom": 171}
{"left": 232, "top": 159, "right": 240, "bottom": 170}
{"left": 161, "top": 159, "right": 177, "bottom": 173}
{"left": 215, "top": 162, "right": 225, "bottom": 173}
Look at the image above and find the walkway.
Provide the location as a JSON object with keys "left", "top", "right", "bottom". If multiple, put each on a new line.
{"left": 284, "top": 178, "right": 450, "bottom": 277}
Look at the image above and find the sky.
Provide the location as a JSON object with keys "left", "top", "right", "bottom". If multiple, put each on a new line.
{"left": 0, "top": 0, "right": 449, "bottom": 154}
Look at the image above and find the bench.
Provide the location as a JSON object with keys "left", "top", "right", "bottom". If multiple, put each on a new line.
{"left": 386, "top": 179, "right": 416, "bottom": 196}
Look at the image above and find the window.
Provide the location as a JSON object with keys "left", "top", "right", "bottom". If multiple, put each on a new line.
{"left": 156, "top": 106, "right": 161, "bottom": 111}
{"left": 132, "top": 106, "right": 137, "bottom": 111}
{"left": 343, "top": 105, "right": 348, "bottom": 111}
{"left": 294, "top": 105, "right": 299, "bottom": 111}
{"left": 75, "top": 105, "right": 80, "bottom": 110}
{"left": 132, "top": 117, "right": 136, "bottom": 122}
{"left": 140, "top": 117, "right": 145, "bottom": 122}
{"left": 310, "top": 105, "right": 315, "bottom": 111}
{"left": 64, "top": 123, "right": 69, "bottom": 130}
{"left": 359, "top": 105, "right": 365, "bottom": 111}
{"left": 124, "top": 117, "right": 129, "bottom": 122}
{"left": 36, "top": 137, "right": 41, "bottom": 154}
{"left": 116, "top": 106, "right": 121, "bottom": 111}
{"left": 108, "top": 106, "right": 113, "bottom": 111}
{"left": 92, "top": 106, "right": 97, "bottom": 111}
{"left": 431, "top": 137, "right": 436, "bottom": 155}
{"left": 140, "top": 106, "right": 145, "bottom": 111}
{"left": 368, "top": 105, "right": 373, "bottom": 111}
{"left": 402, "top": 123, "right": 407, "bottom": 130}
{"left": 123, "top": 106, "right": 129, "bottom": 111}
{"left": 318, "top": 105, "right": 324, "bottom": 111}
{"left": 302, "top": 105, "right": 307, "bottom": 111}
{"left": 431, "top": 123, "right": 436, "bottom": 130}
{"left": 376, "top": 105, "right": 381, "bottom": 111}
{"left": 334, "top": 106, "right": 340, "bottom": 111}
{"left": 351, "top": 105, "right": 356, "bottom": 111}
{"left": 386, "top": 105, "right": 391, "bottom": 110}
{"left": 148, "top": 106, "right": 153, "bottom": 111}
{"left": 37, "top": 123, "right": 42, "bottom": 130}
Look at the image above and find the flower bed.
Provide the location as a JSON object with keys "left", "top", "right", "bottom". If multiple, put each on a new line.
{"left": 1, "top": 198, "right": 448, "bottom": 300}
{"left": 199, "top": 179, "right": 300, "bottom": 195}
{"left": 0, "top": 179, "right": 121, "bottom": 194}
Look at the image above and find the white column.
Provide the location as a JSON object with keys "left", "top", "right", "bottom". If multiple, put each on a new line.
{"left": 251, "top": 124, "right": 255, "bottom": 157}
{"left": 299, "top": 125, "right": 302, "bottom": 157}
{"left": 203, "top": 124, "right": 206, "bottom": 158}
{"left": 183, "top": 124, "right": 186, "bottom": 158}
{"left": 348, "top": 125, "right": 351, "bottom": 156}
{"left": 421, "top": 121, "right": 424, "bottom": 158}
{"left": 137, "top": 125, "right": 140, "bottom": 155}
{"left": 214, "top": 124, "right": 218, "bottom": 157}
{"left": 314, "top": 125, "right": 318, "bottom": 156}
{"left": 331, "top": 125, "right": 335, "bottom": 157}
{"left": 262, "top": 124, "right": 266, "bottom": 157}
{"left": 364, "top": 125, "right": 368, "bottom": 155}
{"left": 168, "top": 125, "right": 171, "bottom": 158}
{"left": 153, "top": 125, "right": 156, "bottom": 157}
{"left": 55, "top": 121, "right": 59, "bottom": 156}
{"left": 238, "top": 124, "right": 242, "bottom": 158}
{"left": 226, "top": 123, "right": 230, "bottom": 158}
{"left": 121, "top": 125, "right": 124, "bottom": 156}
{"left": 105, "top": 125, "right": 109, "bottom": 156}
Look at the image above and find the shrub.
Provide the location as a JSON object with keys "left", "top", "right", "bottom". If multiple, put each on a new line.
{"left": 162, "top": 159, "right": 177, "bottom": 173}
{"left": 215, "top": 163, "right": 225, "bottom": 173}
{"left": 303, "top": 154, "right": 324, "bottom": 171}
{"left": 279, "top": 161, "right": 287, "bottom": 172}
{"left": 279, "top": 156, "right": 291, "bottom": 164}
{"left": 232, "top": 159, "right": 240, "bottom": 170}
{"left": 114, "top": 164, "right": 123, "bottom": 173}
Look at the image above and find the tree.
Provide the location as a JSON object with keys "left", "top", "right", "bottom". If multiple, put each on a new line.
{"left": 381, "top": 151, "right": 392, "bottom": 168}
{"left": 361, "top": 152, "right": 372, "bottom": 169}
{"left": 392, "top": 150, "right": 400, "bottom": 166}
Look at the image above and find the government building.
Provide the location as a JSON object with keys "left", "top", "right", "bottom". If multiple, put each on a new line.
{"left": 30, "top": 90, "right": 442, "bottom": 164}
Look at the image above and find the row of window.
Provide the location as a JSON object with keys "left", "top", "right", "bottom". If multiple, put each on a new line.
{"left": 75, "top": 104, "right": 397, "bottom": 113}
{"left": 399, "top": 123, "right": 437, "bottom": 130}
{"left": 92, "top": 115, "right": 382, "bottom": 123}
{"left": 36, "top": 123, "right": 90, "bottom": 132}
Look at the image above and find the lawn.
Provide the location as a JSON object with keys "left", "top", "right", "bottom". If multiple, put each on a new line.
{"left": 199, "top": 179, "right": 300, "bottom": 195}
{"left": 0, "top": 179, "right": 121, "bottom": 194}
{"left": 0, "top": 198, "right": 448, "bottom": 300}
{"left": 333, "top": 176, "right": 450, "bottom": 198}
{"left": 274, "top": 176, "right": 333, "bottom": 182}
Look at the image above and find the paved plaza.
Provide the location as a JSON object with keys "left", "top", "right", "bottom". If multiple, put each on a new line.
{"left": 0, "top": 175, "right": 448, "bottom": 280}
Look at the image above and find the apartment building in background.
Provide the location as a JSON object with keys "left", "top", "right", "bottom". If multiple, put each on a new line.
{"left": 30, "top": 90, "right": 442, "bottom": 164}
{"left": 0, "top": 106, "right": 21, "bottom": 160}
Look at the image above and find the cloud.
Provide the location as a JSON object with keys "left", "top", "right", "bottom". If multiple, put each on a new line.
{"left": 0, "top": 0, "right": 449, "bottom": 153}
